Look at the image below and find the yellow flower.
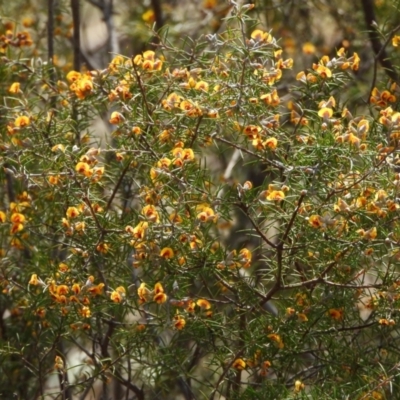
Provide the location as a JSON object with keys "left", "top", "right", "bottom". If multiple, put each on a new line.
{"left": 309, "top": 215, "right": 324, "bottom": 229}
{"left": 0, "top": 211, "right": 6, "bottom": 223}
{"left": 196, "top": 298, "right": 211, "bottom": 310}
{"left": 9, "top": 82, "right": 21, "bottom": 94}
{"left": 131, "top": 126, "right": 142, "bottom": 135}
{"left": 260, "top": 89, "right": 280, "bottom": 106}
{"left": 197, "top": 206, "right": 217, "bottom": 223}
{"left": 109, "top": 111, "right": 124, "bottom": 124}
{"left": 194, "top": 80, "right": 209, "bottom": 92}
{"left": 263, "top": 137, "right": 278, "bottom": 150}
{"left": 80, "top": 306, "right": 91, "bottom": 318}
{"left": 160, "top": 247, "right": 174, "bottom": 259}
{"left": 54, "top": 356, "right": 64, "bottom": 370}
{"left": 393, "top": 35, "right": 400, "bottom": 47}
{"left": 66, "top": 207, "right": 80, "bottom": 219}
{"left": 318, "top": 107, "right": 333, "bottom": 119}
{"left": 75, "top": 162, "right": 92, "bottom": 177}
{"left": 138, "top": 282, "right": 151, "bottom": 303}
{"left": 266, "top": 190, "right": 285, "bottom": 202}
{"left": 250, "top": 29, "right": 272, "bottom": 43}
{"left": 66, "top": 70, "right": 81, "bottom": 83}
{"left": 173, "top": 313, "right": 186, "bottom": 330}
{"left": 313, "top": 63, "right": 332, "bottom": 78}
{"left": 232, "top": 358, "right": 246, "bottom": 370}
{"left": 302, "top": 42, "right": 316, "bottom": 55}
{"left": 29, "top": 274, "right": 41, "bottom": 285}
{"left": 294, "top": 380, "right": 305, "bottom": 392}
{"left": 10, "top": 213, "right": 25, "bottom": 224}
{"left": 96, "top": 242, "right": 110, "bottom": 253}
{"left": 162, "top": 92, "right": 183, "bottom": 111}
{"left": 142, "top": 9, "right": 155, "bottom": 24}
{"left": 153, "top": 282, "right": 167, "bottom": 304}
{"left": 14, "top": 115, "right": 30, "bottom": 127}
{"left": 357, "top": 227, "right": 377, "bottom": 240}
{"left": 142, "top": 205, "right": 160, "bottom": 223}
{"left": 110, "top": 286, "right": 126, "bottom": 303}
{"left": 268, "top": 333, "right": 284, "bottom": 349}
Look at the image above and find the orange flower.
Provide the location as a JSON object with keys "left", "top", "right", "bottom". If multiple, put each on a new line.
{"left": 138, "top": 282, "right": 151, "bottom": 303}
{"left": 309, "top": 215, "right": 323, "bottom": 228}
{"left": 66, "top": 207, "right": 80, "bottom": 219}
{"left": 195, "top": 80, "right": 209, "bottom": 92}
{"left": 160, "top": 247, "right": 174, "bottom": 259}
{"left": 109, "top": 111, "right": 124, "bottom": 124}
{"left": 110, "top": 286, "right": 126, "bottom": 303}
{"left": 327, "top": 308, "right": 343, "bottom": 320}
{"left": 142, "top": 205, "right": 160, "bottom": 223}
{"left": 268, "top": 333, "right": 284, "bottom": 349}
{"left": 196, "top": 298, "right": 211, "bottom": 310}
{"left": 10, "top": 213, "right": 25, "bottom": 224}
{"left": 232, "top": 358, "right": 246, "bottom": 370}
{"left": 75, "top": 162, "right": 92, "bottom": 177}
{"left": 15, "top": 115, "right": 30, "bottom": 127}
{"left": 173, "top": 313, "right": 186, "bottom": 330}
{"left": 96, "top": 242, "right": 110, "bottom": 253}
{"left": 80, "top": 306, "right": 91, "bottom": 318}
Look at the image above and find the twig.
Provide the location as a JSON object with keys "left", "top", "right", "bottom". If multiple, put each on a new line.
{"left": 71, "top": 0, "right": 81, "bottom": 71}
{"left": 361, "top": 0, "right": 399, "bottom": 97}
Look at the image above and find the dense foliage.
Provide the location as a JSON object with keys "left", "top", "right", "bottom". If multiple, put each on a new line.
{"left": 2, "top": 1, "right": 400, "bottom": 399}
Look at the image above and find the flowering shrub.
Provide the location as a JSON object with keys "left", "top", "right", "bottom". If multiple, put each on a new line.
{"left": 1, "top": 2, "right": 400, "bottom": 400}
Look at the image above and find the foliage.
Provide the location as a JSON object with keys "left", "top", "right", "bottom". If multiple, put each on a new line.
{"left": 1, "top": 1, "right": 400, "bottom": 400}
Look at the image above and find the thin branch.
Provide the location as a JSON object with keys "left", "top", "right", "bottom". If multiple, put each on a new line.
{"left": 71, "top": 0, "right": 81, "bottom": 71}
{"left": 361, "top": 0, "right": 399, "bottom": 92}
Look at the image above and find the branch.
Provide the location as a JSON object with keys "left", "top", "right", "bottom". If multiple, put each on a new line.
{"left": 71, "top": 0, "right": 81, "bottom": 71}
{"left": 361, "top": 0, "right": 399, "bottom": 91}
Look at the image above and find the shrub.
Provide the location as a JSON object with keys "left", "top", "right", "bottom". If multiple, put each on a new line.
{"left": 1, "top": 2, "right": 400, "bottom": 399}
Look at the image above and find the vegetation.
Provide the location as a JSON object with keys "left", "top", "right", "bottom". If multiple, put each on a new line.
{"left": 1, "top": 1, "right": 400, "bottom": 399}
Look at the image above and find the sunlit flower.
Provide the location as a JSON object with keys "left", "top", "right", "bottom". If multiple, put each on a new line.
{"left": 160, "top": 247, "right": 174, "bottom": 259}
{"left": 142, "top": 205, "right": 160, "bottom": 223}
{"left": 196, "top": 298, "right": 211, "bottom": 310}
{"left": 15, "top": 115, "right": 30, "bottom": 127}
{"left": 294, "top": 380, "right": 305, "bottom": 392}
{"left": 109, "top": 111, "right": 124, "bottom": 124}
{"left": 66, "top": 207, "right": 80, "bottom": 219}
{"left": 75, "top": 162, "right": 92, "bottom": 177}
{"left": 110, "top": 286, "right": 126, "bottom": 303}
{"left": 266, "top": 190, "right": 285, "bottom": 202}
{"left": 173, "top": 313, "right": 186, "bottom": 330}
{"left": 232, "top": 358, "right": 246, "bottom": 370}
{"left": 80, "top": 306, "right": 91, "bottom": 318}
{"left": 9, "top": 82, "right": 21, "bottom": 94}
{"left": 153, "top": 282, "right": 167, "bottom": 304}
{"left": 250, "top": 29, "right": 272, "bottom": 43}
{"left": 137, "top": 282, "right": 151, "bottom": 304}
{"left": 313, "top": 63, "right": 332, "bottom": 78}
